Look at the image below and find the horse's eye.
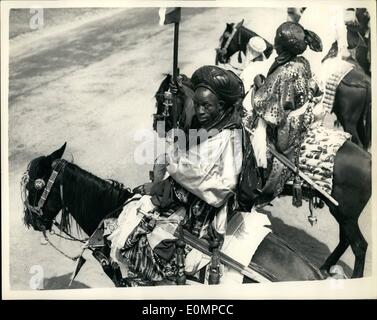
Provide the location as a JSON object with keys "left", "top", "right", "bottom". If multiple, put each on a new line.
{"left": 34, "top": 179, "right": 45, "bottom": 190}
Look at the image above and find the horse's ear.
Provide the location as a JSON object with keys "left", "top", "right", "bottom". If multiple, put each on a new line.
{"left": 47, "top": 142, "right": 67, "bottom": 163}
{"left": 236, "top": 19, "right": 244, "bottom": 29}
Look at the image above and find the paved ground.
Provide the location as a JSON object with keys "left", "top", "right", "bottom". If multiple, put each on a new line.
{"left": 6, "top": 7, "right": 371, "bottom": 290}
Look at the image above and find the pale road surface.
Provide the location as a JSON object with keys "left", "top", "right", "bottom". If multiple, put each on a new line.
{"left": 6, "top": 7, "right": 371, "bottom": 290}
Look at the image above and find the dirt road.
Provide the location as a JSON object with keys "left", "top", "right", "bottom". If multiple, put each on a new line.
{"left": 7, "top": 7, "right": 371, "bottom": 290}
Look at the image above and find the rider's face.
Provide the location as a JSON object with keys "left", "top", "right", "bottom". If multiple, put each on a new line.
{"left": 193, "top": 87, "right": 225, "bottom": 128}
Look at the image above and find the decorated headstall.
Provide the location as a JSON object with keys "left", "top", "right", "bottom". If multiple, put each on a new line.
{"left": 22, "top": 159, "right": 67, "bottom": 219}
{"left": 216, "top": 19, "right": 244, "bottom": 64}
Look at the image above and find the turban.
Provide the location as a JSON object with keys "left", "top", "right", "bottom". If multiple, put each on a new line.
{"left": 191, "top": 65, "right": 245, "bottom": 107}
{"left": 274, "top": 21, "right": 322, "bottom": 56}
{"left": 247, "top": 36, "right": 267, "bottom": 54}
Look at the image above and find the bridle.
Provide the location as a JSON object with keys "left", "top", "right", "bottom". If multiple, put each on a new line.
{"left": 21, "top": 158, "right": 137, "bottom": 261}
{"left": 22, "top": 159, "right": 67, "bottom": 220}
{"left": 21, "top": 159, "right": 87, "bottom": 260}
{"left": 216, "top": 20, "right": 244, "bottom": 63}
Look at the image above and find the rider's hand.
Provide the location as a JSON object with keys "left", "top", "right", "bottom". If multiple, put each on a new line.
{"left": 169, "top": 80, "right": 178, "bottom": 95}
{"left": 132, "top": 184, "right": 145, "bottom": 195}
{"left": 253, "top": 74, "right": 265, "bottom": 90}
{"left": 132, "top": 182, "right": 154, "bottom": 195}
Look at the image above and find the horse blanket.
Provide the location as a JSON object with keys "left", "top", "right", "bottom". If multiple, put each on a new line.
{"left": 295, "top": 124, "right": 351, "bottom": 194}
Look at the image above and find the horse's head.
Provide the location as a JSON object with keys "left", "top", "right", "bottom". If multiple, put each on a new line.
{"left": 154, "top": 73, "right": 172, "bottom": 116}
{"left": 216, "top": 21, "right": 243, "bottom": 65}
{"left": 22, "top": 143, "right": 67, "bottom": 232}
{"left": 153, "top": 73, "right": 193, "bottom": 135}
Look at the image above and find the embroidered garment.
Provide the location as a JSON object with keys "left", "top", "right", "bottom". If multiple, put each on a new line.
{"left": 245, "top": 55, "right": 316, "bottom": 196}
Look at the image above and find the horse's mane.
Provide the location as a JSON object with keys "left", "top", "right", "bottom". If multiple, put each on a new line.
{"left": 61, "top": 162, "right": 131, "bottom": 235}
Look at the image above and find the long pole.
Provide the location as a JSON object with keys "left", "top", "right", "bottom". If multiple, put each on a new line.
{"left": 173, "top": 22, "right": 179, "bottom": 82}
{"left": 171, "top": 21, "right": 180, "bottom": 128}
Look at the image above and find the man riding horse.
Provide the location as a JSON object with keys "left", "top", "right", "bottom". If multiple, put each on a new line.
{"left": 244, "top": 21, "right": 324, "bottom": 202}
{"left": 109, "top": 65, "right": 246, "bottom": 284}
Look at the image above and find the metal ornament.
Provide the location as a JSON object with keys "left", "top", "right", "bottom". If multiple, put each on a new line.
{"left": 163, "top": 90, "right": 173, "bottom": 117}
{"left": 34, "top": 179, "right": 46, "bottom": 190}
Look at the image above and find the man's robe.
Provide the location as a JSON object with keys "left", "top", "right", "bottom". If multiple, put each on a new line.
{"left": 167, "top": 128, "right": 243, "bottom": 208}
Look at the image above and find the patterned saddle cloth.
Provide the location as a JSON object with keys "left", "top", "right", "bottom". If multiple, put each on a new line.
{"left": 321, "top": 58, "right": 354, "bottom": 113}
{"left": 292, "top": 124, "right": 351, "bottom": 194}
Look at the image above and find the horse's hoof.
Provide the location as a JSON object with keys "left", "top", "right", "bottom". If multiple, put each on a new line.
{"left": 329, "top": 265, "right": 347, "bottom": 279}
{"left": 319, "top": 267, "right": 330, "bottom": 278}
{"left": 40, "top": 235, "right": 48, "bottom": 245}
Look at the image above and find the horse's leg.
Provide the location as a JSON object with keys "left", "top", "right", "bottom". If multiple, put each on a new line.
{"left": 344, "top": 222, "right": 368, "bottom": 278}
{"left": 320, "top": 224, "right": 349, "bottom": 275}
{"left": 101, "top": 263, "right": 123, "bottom": 287}
{"left": 92, "top": 247, "right": 124, "bottom": 287}
{"left": 329, "top": 141, "right": 371, "bottom": 278}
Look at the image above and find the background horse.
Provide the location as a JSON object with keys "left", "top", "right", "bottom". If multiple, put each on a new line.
{"left": 22, "top": 143, "right": 324, "bottom": 286}
{"left": 215, "top": 20, "right": 274, "bottom": 66}
{"left": 217, "top": 21, "right": 371, "bottom": 150}
{"left": 154, "top": 75, "right": 372, "bottom": 278}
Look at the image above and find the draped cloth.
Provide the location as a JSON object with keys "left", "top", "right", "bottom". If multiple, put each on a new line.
{"left": 167, "top": 128, "right": 243, "bottom": 209}
{"left": 247, "top": 55, "right": 315, "bottom": 196}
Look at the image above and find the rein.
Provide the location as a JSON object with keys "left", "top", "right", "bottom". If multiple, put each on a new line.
{"left": 23, "top": 157, "right": 138, "bottom": 262}
{"left": 44, "top": 195, "right": 140, "bottom": 261}
{"left": 42, "top": 230, "right": 85, "bottom": 261}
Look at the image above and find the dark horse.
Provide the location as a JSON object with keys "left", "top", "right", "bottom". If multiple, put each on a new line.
{"left": 217, "top": 21, "right": 371, "bottom": 150}
{"left": 332, "top": 66, "right": 371, "bottom": 150}
{"left": 154, "top": 75, "right": 371, "bottom": 278}
{"left": 215, "top": 20, "right": 274, "bottom": 66}
{"left": 22, "top": 143, "right": 324, "bottom": 286}
{"left": 153, "top": 73, "right": 195, "bottom": 135}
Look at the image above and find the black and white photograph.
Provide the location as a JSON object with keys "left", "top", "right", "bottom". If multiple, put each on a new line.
{"left": 1, "top": 0, "right": 376, "bottom": 299}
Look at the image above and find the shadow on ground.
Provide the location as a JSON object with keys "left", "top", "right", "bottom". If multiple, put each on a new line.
{"left": 43, "top": 273, "right": 90, "bottom": 290}
{"left": 258, "top": 208, "right": 353, "bottom": 278}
